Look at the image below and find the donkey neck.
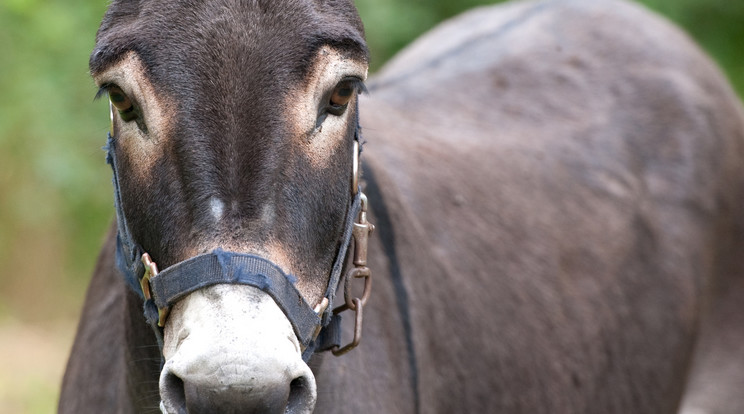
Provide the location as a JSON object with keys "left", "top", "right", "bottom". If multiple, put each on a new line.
{"left": 59, "top": 225, "right": 161, "bottom": 413}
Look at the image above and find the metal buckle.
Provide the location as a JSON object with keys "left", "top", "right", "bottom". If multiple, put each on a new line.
{"left": 331, "top": 192, "right": 374, "bottom": 356}
{"left": 331, "top": 298, "right": 363, "bottom": 356}
{"left": 352, "top": 140, "right": 360, "bottom": 195}
{"left": 141, "top": 253, "right": 168, "bottom": 327}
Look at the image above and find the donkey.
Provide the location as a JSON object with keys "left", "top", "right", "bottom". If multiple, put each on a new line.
{"left": 60, "top": 0, "right": 744, "bottom": 412}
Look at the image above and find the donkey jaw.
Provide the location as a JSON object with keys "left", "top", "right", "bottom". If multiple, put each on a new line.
{"left": 159, "top": 284, "right": 317, "bottom": 414}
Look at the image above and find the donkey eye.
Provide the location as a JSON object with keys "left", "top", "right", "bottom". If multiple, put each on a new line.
{"left": 327, "top": 80, "right": 356, "bottom": 116}
{"left": 107, "top": 85, "right": 137, "bottom": 122}
{"left": 330, "top": 81, "right": 355, "bottom": 106}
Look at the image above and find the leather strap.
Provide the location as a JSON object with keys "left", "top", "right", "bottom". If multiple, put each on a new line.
{"left": 149, "top": 250, "right": 320, "bottom": 346}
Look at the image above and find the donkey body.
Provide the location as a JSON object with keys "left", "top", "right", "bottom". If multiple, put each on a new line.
{"left": 61, "top": 0, "right": 744, "bottom": 413}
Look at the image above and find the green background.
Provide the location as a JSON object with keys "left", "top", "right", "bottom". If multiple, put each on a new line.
{"left": 0, "top": 0, "right": 742, "bottom": 411}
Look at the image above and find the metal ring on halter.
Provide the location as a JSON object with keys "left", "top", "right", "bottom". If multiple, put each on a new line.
{"left": 109, "top": 102, "right": 114, "bottom": 134}
{"left": 352, "top": 140, "right": 359, "bottom": 195}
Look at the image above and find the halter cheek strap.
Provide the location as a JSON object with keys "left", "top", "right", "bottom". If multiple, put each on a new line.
{"left": 104, "top": 109, "right": 371, "bottom": 361}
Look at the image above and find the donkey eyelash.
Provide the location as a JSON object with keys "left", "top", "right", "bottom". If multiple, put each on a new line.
{"left": 94, "top": 83, "right": 116, "bottom": 101}
{"left": 94, "top": 86, "right": 109, "bottom": 101}
{"left": 328, "top": 77, "right": 367, "bottom": 95}
{"left": 356, "top": 80, "right": 368, "bottom": 95}
{"left": 94, "top": 83, "right": 135, "bottom": 101}
{"left": 344, "top": 78, "right": 368, "bottom": 95}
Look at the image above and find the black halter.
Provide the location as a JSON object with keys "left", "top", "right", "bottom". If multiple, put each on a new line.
{"left": 105, "top": 108, "right": 366, "bottom": 362}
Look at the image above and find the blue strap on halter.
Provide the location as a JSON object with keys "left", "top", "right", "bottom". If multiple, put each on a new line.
{"left": 149, "top": 250, "right": 321, "bottom": 346}
{"left": 105, "top": 134, "right": 145, "bottom": 294}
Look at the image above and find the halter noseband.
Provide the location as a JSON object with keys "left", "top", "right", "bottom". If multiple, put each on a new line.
{"left": 105, "top": 104, "right": 373, "bottom": 361}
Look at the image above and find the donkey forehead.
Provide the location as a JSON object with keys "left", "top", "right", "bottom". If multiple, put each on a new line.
{"left": 89, "top": 0, "right": 368, "bottom": 82}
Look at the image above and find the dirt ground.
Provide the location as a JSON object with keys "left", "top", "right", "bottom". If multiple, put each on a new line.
{"left": 0, "top": 318, "right": 75, "bottom": 414}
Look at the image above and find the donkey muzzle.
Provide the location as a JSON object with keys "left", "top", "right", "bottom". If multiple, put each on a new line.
{"left": 158, "top": 284, "right": 317, "bottom": 414}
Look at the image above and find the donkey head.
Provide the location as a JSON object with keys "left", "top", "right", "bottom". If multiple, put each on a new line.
{"left": 90, "top": 0, "right": 368, "bottom": 412}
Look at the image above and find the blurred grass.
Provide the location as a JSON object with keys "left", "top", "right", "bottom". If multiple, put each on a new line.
{"left": 0, "top": 319, "right": 74, "bottom": 414}
{"left": 0, "top": 0, "right": 741, "bottom": 412}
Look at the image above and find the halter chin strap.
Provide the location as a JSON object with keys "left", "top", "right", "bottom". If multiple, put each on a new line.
{"left": 104, "top": 106, "right": 372, "bottom": 361}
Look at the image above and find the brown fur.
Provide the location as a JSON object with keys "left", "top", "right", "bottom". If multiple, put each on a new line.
{"left": 60, "top": 0, "right": 744, "bottom": 412}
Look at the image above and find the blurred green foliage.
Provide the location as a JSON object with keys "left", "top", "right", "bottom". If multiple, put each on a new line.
{"left": 0, "top": 0, "right": 112, "bottom": 321}
{"left": 0, "top": 0, "right": 742, "bottom": 322}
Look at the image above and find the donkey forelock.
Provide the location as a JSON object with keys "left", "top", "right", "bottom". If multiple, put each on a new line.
{"left": 90, "top": 0, "right": 369, "bottom": 301}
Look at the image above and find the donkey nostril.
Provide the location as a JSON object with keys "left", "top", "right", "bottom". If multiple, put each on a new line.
{"left": 160, "top": 370, "right": 187, "bottom": 414}
{"left": 286, "top": 374, "right": 316, "bottom": 414}
{"left": 159, "top": 367, "right": 316, "bottom": 414}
